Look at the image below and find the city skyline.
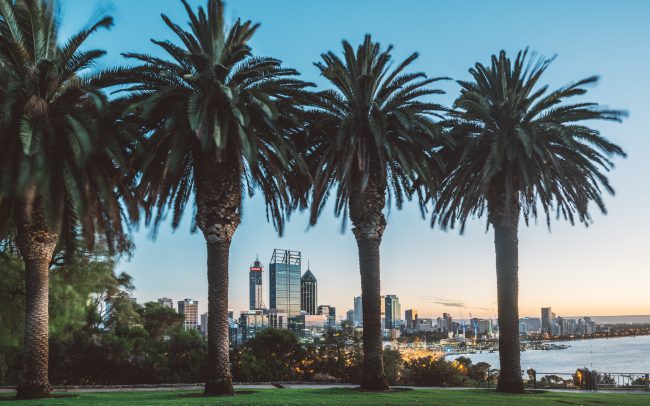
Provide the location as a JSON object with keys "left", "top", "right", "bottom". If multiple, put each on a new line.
{"left": 54, "top": 0, "right": 650, "bottom": 319}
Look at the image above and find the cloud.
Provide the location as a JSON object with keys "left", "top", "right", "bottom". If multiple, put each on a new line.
{"left": 419, "top": 296, "right": 467, "bottom": 308}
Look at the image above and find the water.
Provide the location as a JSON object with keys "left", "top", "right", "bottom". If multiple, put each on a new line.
{"left": 445, "top": 335, "right": 650, "bottom": 373}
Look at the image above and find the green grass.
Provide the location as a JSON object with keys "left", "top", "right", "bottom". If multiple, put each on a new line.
{"left": 0, "top": 388, "right": 648, "bottom": 405}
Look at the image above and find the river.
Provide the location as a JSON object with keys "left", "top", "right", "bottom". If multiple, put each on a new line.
{"left": 445, "top": 335, "right": 650, "bottom": 373}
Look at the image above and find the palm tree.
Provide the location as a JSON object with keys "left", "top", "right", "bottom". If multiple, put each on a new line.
{"left": 303, "top": 35, "right": 448, "bottom": 390}
{"left": 110, "top": 0, "right": 311, "bottom": 396}
{"left": 433, "top": 50, "right": 625, "bottom": 393}
{"left": 0, "top": 0, "right": 135, "bottom": 399}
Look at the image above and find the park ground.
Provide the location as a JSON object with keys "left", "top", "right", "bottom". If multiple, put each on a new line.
{"left": 1, "top": 388, "right": 650, "bottom": 405}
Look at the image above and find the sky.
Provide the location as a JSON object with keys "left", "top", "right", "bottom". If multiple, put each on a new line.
{"left": 59, "top": 0, "right": 650, "bottom": 321}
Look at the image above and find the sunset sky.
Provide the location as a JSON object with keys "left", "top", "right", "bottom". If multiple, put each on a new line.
{"left": 61, "top": 0, "right": 650, "bottom": 320}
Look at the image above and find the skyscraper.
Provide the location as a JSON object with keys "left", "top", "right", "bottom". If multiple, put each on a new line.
{"left": 353, "top": 296, "right": 363, "bottom": 326}
{"left": 249, "top": 257, "right": 264, "bottom": 310}
{"left": 385, "top": 295, "right": 401, "bottom": 329}
{"left": 300, "top": 264, "right": 317, "bottom": 315}
{"left": 405, "top": 309, "right": 418, "bottom": 329}
{"left": 178, "top": 298, "right": 198, "bottom": 331}
{"left": 346, "top": 309, "right": 354, "bottom": 324}
{"left": 269, "top": 249, "right": 301, "bottom": 317}
{"left": 541, "top": 307, "right": 553, "bottom": 335}
{"left": 157, "top": 297, "right": 174, "bottom": 309}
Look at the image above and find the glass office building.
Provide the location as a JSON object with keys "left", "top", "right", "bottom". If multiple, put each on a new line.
{"left": 300, "top": 268, "right": 317, "bottom": 315}
{"left": 269, "top": 249, "right": 301, "bottom": 317}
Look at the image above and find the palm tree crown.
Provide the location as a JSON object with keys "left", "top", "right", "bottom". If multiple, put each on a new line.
{"left": 0, "top": 0, "right": 133, "bottom": 254}
{"left": 112, "top": 0, "right": 311, "bottom": 233}
{"left": 434, "top": 49, "right": 626, "bottom": 230}
{"left": 305, "top": 35, "right": 449, "bottom": 224}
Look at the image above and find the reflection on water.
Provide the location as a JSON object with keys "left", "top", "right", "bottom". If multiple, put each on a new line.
{"left": 445, "top": 335, "right": 650, "bottom": 373}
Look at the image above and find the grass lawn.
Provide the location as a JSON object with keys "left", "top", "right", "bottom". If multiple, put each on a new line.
{"left": 1, "top": 388, "right": 649, "bottom": 405}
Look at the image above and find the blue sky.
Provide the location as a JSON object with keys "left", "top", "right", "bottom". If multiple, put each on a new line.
{"left": 60, "top": 0, "right": 650, "bottom": 320}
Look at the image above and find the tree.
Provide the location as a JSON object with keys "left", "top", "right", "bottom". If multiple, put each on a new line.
{"left": 302, "top": 35, "right": 447, "bottom": 390}
{"left": 139, "top": 302, "right": 183, "bottom": 341}
{"left": 112, "top": 0, "right": 310, "bottom": 396}
{"left": 0, "top": 0, "right": 134, "bottom": 398}
{"left": 433, "top": 50, "right": 625, "bottom": 393}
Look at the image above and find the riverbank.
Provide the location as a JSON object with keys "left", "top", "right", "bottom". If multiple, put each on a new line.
{"left": 446, "top": 335, "right": 650, "bottom": 373}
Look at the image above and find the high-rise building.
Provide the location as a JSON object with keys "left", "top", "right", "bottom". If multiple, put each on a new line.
{"left": 405, "top": 309, "right": 418, "bottom": 329}
{"left": 249, "top": 258, "right": 264, "bottom": 310}
{"left": 353, "top": 296, "right": 363, "bottom": 326}
{"left": 288, "top": 314, "right": 328, "bottom": 339}
{"left": 269, "top": 249, "right": 301, "bottom": 317}
{"left": 178, "top": 298, "right": 198, "bottom": 331}
{"left": 385, "top": 295, "right": 401, "bottom": 329}
{"left": 300, "top": 264, "right": 317, "bottom": 315}
{"left": 541, "top": 307, "right": 553, "bottom": 335}
{"left": 346, "top": 309, "right": 354, "bottom": 324}
{"left": 200, "top": 312, "right": 208, "bottom": 336}
{"left": 266, "top": 309, "right": 288, "bottom": 329}
{"left": 317, "top": 305, "right": 336, "bottom": 327}
{"left": 157, "top": 297, "right": 174, "bottom": 309}
{"left": 239, "top": 310, "right": 268, "bottom": 341}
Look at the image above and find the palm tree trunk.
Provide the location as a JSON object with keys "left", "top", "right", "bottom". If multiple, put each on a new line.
{"left": 14, "top": 201, "right": 57, "bottom": 399}
{"left": 204, "top": 236, "right": 234, "bottom": 395}
{"left": 196, "top": 156, "right": 240, "bottom": 397}
{"left": 493, "top": 210, "right": 525, "bottom": 393}
{"left": 349, "top": 174, "right": 389, "bottom": 391}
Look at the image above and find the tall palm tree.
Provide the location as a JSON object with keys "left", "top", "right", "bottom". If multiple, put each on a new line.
{"left": 0, "top": 0, "right": 135, "bottom": 399}
{"left": 433, "top": 50, "right": 625, "bottom": 393}
{"left": 303, "top": 35, "right": 448, "bottom": 390}
{"left": 110, "top": 0, "right": 310, "bottom": 396}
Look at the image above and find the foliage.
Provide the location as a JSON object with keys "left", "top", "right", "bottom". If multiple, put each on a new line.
{"left": 400, "top": 356, "right": 478, "bottom": 387}
{"left": 433, "top": 49, "right": 626, "bottom": 230}
{"left": 382, "top": 348, "right": 402, "bottom": 385}
{"left": 233, "top": 328, "right": 306, "bottom": 382}
{"left": 302, "top": 34, "right": 449, "bottom": 226}
{"left": 0, "top": 0, "right": 136, "bottom": 253}
{"left": 302, "top": 326, "right": 363, "bottom": 384}
{"left": 107, "top": 0, "right": 312, "bottom": 235}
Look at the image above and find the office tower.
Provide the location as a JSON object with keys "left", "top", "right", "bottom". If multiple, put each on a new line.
{"left": 200, "top": 312, "right": 208, "bottom": 336}
{"left": 317, "top": 305, "right": 336, "bottom": 328}
{"left": 385, "top": 295, "right": 401, "bottom": 329}
{"left": 178, "top": 298, "right": 198, "bottom": 331}
{"left": 346, "top": 309, "right": 354, "bottom": 324}
{"left": 157, "top": 297, "right": 174, "bottom": 309}
{"left": 289, "top": 314, "right": 328, "bottom": 339}
{"left": 329, "top": 306, "right": 336, "bottom": 327}
{"left": 239, "top": 310, "right": 268, "bottom": 341}
{"left": 300, "top": 264, "right": 317, "bottom": 315}
{"left": 541, "top": 307, "right": 553, "bottom": 335}
{"left": 266, "top": 309, "right": 288, "bottom": 329}
{"left": 269, "top": 249, "right": 301, "bottom": 317}
{"left": 405, "top": 309, "right": 418, "bottom": 329}
{"left": 353, "top": 296, "right": 363, "bottom": 326}
{"left": 249, "top": 257, "right": 264, "bottom": 310}
{"left": 415, "top": 318, "right": 435, "bottom": 332}
{"left": 443, "top": 312, "right": 453, "bottom": 332}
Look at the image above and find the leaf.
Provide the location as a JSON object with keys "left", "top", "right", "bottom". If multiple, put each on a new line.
{"left": 19, "top": 118, "right": 34, "bottom": 155}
